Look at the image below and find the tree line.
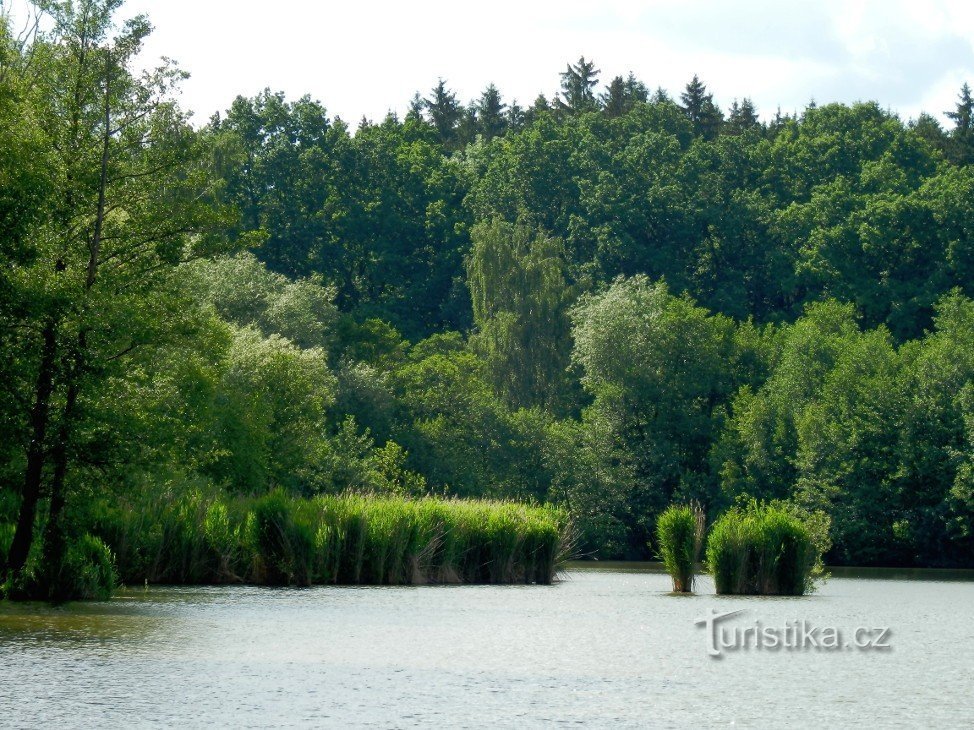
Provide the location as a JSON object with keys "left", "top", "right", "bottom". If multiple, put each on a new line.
{"left": 2, "top": 1, "right": 974, "bottom": 597}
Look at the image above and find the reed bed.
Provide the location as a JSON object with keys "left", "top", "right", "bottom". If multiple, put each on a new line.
{"left": 92, "top": 490, "right": 568, "bottom": 587}
{"left": 705, "top": 501, "right": 826, "bottom": 596}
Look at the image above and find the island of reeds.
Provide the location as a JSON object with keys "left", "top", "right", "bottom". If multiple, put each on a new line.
{"left": 705, "top": 501, "right": 830, "bottom": 596}
{"left": 3, "top": 492, "right": 568, "bottom": 600}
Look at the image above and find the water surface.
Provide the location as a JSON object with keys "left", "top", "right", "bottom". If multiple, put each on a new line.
{"left": 1, "top": 564, "right": 972, "bottom": 728}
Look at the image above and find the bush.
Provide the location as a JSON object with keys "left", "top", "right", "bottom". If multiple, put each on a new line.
{"left": 59, "top": 534, "right": 118, "bottom": 600}
{"left": 656, "top": 504, "right": 705, "bottom": 592}
{"left": 706, "top": 501, "right": 828, "bottom": 595}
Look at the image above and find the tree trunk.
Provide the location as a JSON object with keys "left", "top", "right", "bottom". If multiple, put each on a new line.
{"left": 40, "top": 370, "right": 79, "bottom": 600}
{"left": 5, "top": 318, "right": 58, "bottom": 577}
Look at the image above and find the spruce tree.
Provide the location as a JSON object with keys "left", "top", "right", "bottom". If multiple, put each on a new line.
{"left": 555, "top": 56, "right": 600, "bottom": 115}
{"left": 680, "top": 75, "right": 723, "bottom": 139}
{"left": 476, "top": 83, "right": 508, "bottom": 140}
{"left": 602, "top": 73, "right": 648, "bottom": 117}
{"left": 425, "top": 79, "right": 462, "bottom": 147}
{"left": 727, "top": 97, "right": 760, "bottom": 135}
{"left": 946, "top": 82, "right": 974, "bottom": 165}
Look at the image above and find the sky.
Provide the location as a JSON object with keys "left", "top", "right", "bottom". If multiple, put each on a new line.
{"left": 10, "top": 0, "right": 974, "bottom": 126}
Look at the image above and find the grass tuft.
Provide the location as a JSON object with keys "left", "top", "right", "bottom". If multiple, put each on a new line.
{"left": 656, "top": 503, "right": 705, "bottom": 592}
{"left": 705, "top": 500, "right": 829, "bottom": 595}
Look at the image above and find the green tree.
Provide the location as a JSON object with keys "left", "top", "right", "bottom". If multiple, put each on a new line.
{"left": 555, "top": 56, "right": 600, "bottom": 115}
{"left": 425, "top": 78, "right": 462, "bottom": 148}
{"left": 680, "top": 75, "right": 723, "bottom": 139}
{"left": 467, "top": 219, "right": 576, "bottom": 411}
{"left": 2, "top": 0, "right": 233, "bottom": 594}
{"left": 476, "top": 83, "right": 507, "bottom": 140}
{"left": 946, "top": 82, "right": 974, "bottom": 165}
{"left": 571, "top": 277, "right": 737, "bottom": 553}
{"left": 601, "top": 73, "right": 647, "bottom": 118}
{"left": 726, "top": 98, "right": 760, "bottom": 135}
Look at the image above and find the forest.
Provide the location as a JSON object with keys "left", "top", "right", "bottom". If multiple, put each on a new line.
{"left": 3, "top": 1, "right": 974, "bottom": 599}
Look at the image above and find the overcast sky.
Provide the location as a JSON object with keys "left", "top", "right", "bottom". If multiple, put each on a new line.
{"left": 15, "top": 0, "right": 974, "bottom": 126}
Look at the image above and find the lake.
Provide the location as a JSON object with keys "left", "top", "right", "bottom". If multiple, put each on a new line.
{"left": 2, "top": 563, "right": 972, "bottom": 728}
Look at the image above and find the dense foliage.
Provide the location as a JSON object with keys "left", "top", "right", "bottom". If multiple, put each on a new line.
{"left": 3, "top": 2, "right": 974, "bottom": 598}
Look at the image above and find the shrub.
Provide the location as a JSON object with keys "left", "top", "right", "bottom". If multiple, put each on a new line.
{"left": 656, "top": 504, "right": 705, "bottom": 592}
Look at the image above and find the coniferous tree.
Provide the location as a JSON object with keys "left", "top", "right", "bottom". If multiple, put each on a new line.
{"left": 425, "top": 79, "right": 462, "bottom": 147}
{"left": 651, "top": 87, "right": 672, "bottom": 104}
{"left": 601, "top": 73, "right": 647, "bottom": 118}
{"left": 476, "top": 84, "right": 508, "bottom": 141}
{"left": 523, "top": 93, "right": 551, "bottom": 126}
{"left": 406, "top": 92, "right": 425, "bottom": 123}
{"left": 555, "top": 56, "right": 600, "bottom": 115}
{"left": 506, "top": 99, "right": 525, "bottom": 132}
{"left": 456, "top": 101, "right": 479, "bottom": 146}
{"left": 726, "top": 97, "right": 760, "bottom": 135}
{"left": 946, "top": 82, "right": 974, "bottom": 165}
{"left": 680, "top": 75, "right": 723, "bottom": 139}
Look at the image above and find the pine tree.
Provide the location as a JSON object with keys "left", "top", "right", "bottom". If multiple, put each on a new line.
{"left": 456, "top": 101, "right": 479, "bottom": 147}
{"left": 601, "top": 73, "right": 648, "bottom": 118}
{"left": 555, "top": 56, "right": 600, "bottom": 115}
{"left": 406, "top": 92, "right": 425, "bottom": 123}
{"left": 476, "top": 83, "right": 508, "bottom": 140}
{"left": 680, "top": 75, "right": 723, "bottom": 139}
{"left": 523, "top": 94, "right": 551, "bottom": 126}
{"left": 425, "top": 79, "right": 462, "bottom": 147}
{"left": 946, "top": 82, "right": 974, "bottom": 165}
{"left": 507, "top": 100, "right": 525, "bottom": 131}
{"left": 625, "top": 73, "right": 649, "bottom": 104}
{"left": 726, "top": 97, "right": 760, "bottom": 135}
{"left": 651, "top": 87, "right": 672, "bottom": 104}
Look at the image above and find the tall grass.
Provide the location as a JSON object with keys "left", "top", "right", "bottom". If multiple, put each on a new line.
{"left": 91, "top": 490, "right": 569, "bottom": 588}
{"left": 705, "top": 501, "right": 829, "bottom": 595}
{"left": 656, "top": 504, "right": 705, "bottom": 592}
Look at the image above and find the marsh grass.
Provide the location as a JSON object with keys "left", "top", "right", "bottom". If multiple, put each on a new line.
{"left": 656, "top": 504, "right": 705, "bottom": 592}
{"left": 705, "top": 501, "right": 829, "bottom": 595}
{"left": 94, "top": 491, "right": 568, "bottom": 588}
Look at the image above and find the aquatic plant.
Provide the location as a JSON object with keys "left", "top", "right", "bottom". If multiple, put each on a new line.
{"left": 656, "top": 503, "right": 705, "bottom": 592}
{"left": 92, "top": 490, "right": 569, "bottom": 589}
{"left": 705, "top": 501, "right": 829, "bottom": 595}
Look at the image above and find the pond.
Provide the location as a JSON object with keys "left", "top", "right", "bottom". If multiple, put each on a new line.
{"left": 2, "top": 563, "right": 972, "bottom": 728}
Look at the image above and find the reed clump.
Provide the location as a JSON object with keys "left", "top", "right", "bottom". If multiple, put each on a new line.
{"left": 705, "top": 501, "right": 829, "bottom": 596}
{"left": 656, "top": 503, "right": 705, "bottom": 593}
{"left": 92, "top": 490, "right": 568, "bottom": 588}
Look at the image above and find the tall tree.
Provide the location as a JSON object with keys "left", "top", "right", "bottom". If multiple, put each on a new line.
{"left": 425, "top": 78, "right": 462, "bottom": 148}
{"left": 2, "top": 0, "right": 232, "bottom": 595}
{"left": 555, "top": 56, "right": 600, "bottom": 115}
{"left": 601, "top": 73, "right": 647, "bottom": 118}
{"left": 946, "top": 82, "right": 974, "bottom": 165}
{"left": 681, "top": 74, "right": 723, "bottom": 139}
{"left": 467, "top": 219, "right": 575, "bottom": 412}
{"left": 476, "top": 83, "right": 507, "bottom": 140}
{"left": 726, "top": 97, "right": 760, "bottom": 135}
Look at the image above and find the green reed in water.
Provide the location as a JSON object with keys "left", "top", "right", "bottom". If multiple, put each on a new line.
{"left": 86, "top": 490, "right": 568, "bottom": 590}
{"left": 656, "top": 503, "right": 705, "bottom": 593}
{"left": 705, "top": 500, "right": 829, "bottom": 595}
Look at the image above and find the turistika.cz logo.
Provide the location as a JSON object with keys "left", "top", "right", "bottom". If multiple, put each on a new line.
{"left": 695, "top": 609, "right": 892, "bottom": 658}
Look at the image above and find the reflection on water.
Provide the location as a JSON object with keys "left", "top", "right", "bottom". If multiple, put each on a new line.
{"left": 1, "top": 565, "right": 972, "bottom": 728}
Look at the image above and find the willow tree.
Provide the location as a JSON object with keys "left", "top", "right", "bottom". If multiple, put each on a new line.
{"left": 2, "top": 0, "right": 233, "bottom": 597}
{"left": 466, "top": 219, "right": 575, "bottom": 412}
